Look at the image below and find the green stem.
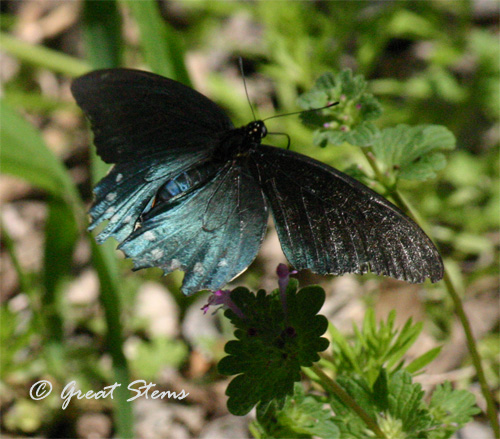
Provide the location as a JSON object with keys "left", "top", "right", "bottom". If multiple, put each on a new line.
{"left": 391, "top": 188, "right": 499, "bottom": 437}
{"left": 362, "top": 148, "right": 500, "bottom": 438}
{"left": 310, "top": 364, "right": 386, "bottom": 438}
{"left": 0, "top": 32, "right": 89, "bottom": 77}
{"left": 442, "top": 271, "right": 500, "bottom": 438}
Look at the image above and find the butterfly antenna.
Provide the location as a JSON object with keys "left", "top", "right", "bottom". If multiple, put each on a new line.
{"left": 239, "top": 57, "right": 257, "bottom": 121}
{"left": 262, "top": 101, "right": 338, "bottom": 122}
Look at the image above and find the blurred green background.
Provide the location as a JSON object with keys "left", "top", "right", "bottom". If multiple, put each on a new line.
{"left": 1, "top": 1, "right": 498, "bottom": 437}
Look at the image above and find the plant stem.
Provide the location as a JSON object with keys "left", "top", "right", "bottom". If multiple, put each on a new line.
{"left": 442, "top": 271, "right": 500, "bottom": 438}
{"left": 310, "top": 364, "right": 387, "bottom": 438}
{"left": 391, "top": 188, "right": 499, "bottom": 438}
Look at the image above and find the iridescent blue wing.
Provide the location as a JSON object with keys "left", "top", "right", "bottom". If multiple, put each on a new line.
{"left": 118, "top": 164, "right": 268, "bottom": 295}
{"left": 88, "top": 150, "right": 213, "bottom": 244}
{"left": 71, "top": 68, "right": 233, "bottom": 163}
{"left": 249, "top": 145, "right": 443, "bottom": 284}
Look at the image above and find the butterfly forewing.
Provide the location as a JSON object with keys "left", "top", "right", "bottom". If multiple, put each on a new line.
{"left": 71, "top": 69, "right": 233, "bottom": 163}
{"left": 249, "top": 145, "right": 443, "bottom": 284}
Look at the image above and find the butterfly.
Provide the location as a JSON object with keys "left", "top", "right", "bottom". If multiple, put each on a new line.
{"left": 71, "top": 68, "right": 443, "bottom": 295}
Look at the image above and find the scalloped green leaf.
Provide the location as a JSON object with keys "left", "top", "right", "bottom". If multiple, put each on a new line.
{"left": 429, "top": 382, "right": 480, "bottom": 439}
{"left": 387, "top": 371, "right": 433, "bottom": 433}
{"left": 371, "top": 124, "right": 456, "bottom": 182}
{"left": 218, "top": 282, "right": 329, "bottom": 416}
{"left": 268, "top": 384, "right": 340, "bottom": 439}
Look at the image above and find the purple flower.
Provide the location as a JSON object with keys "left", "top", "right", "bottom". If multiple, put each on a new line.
{"left": 277, "top": 264, "right": 297, "bottom": 313}
{"left": 201, "top": 289, "right": 245, "bottom": 319}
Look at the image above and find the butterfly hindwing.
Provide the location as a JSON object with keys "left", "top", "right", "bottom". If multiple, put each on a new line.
{"left": 118, "top": 163, "right": 268, "bottom": 295}
{"left": 89, "top": 150, "right": 214, "bottom": 244}
{"left": 249, "top": 145, "right": 443, "bottom": 283}
{"left": 71, "top": 69, "right": 233, "bottom": 163}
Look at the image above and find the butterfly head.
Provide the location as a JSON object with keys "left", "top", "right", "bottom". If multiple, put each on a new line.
{"left": 245, "top": 121, "right": 267, "bottom": 143}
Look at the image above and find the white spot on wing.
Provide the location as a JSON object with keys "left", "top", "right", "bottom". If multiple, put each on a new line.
{"left": 169, "top": 259, "right": 181, "bottom": 270}
{"left": 124, "top": 215, "right": 133, "bottom": 224}
{"left": 106, "top": 192, "right": 117, "bottom": 201}
{"left": 151, "top": 249, "right": 164, "bottom": 260}
{"left": 194, "top": 262, "right": 204, "bottom": 274}
{"left": 218, "top": 259, "right": 228, "bottom": 267}
{"left": 143, "top": 231, "right": 156, "bottom": 241}
{"left": 116, "top": 173, "right": 123, "bottom": 182}
{"left": 105, "top": 207, "right": 116, "bottom": 215}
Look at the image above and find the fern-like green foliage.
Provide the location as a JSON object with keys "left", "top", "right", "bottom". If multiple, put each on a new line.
{"left": 328, "top": 309, "right": 441, "bottom": 386}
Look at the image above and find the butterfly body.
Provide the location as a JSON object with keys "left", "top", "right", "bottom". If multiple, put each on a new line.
{"left": 72, "top": 68, "right": 443, "bottom": 295}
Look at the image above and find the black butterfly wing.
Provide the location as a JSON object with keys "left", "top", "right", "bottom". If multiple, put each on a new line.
{"left": 118, "top": 163, "right": 268, "bottom": 295}
{"left": 249, "top": 145, "right": 443, "bottom": 283}
{"left": 71, "top": 68, "right": 233, "bottom": 163}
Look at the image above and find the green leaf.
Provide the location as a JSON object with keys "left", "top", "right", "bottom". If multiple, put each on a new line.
{"left": 428, "top": 382, "right": 480, "bottom": 439}
{"left": 328, "top": 323, "right": 361, "bottom": 375}
{"left": 328, "top": 375, "right": 377, "bottom": 439}
{"left": 313, "top": 122, "right": 381, "bottom": 148}
{"left": 371, "top": 124, "right": 456, "bottom": 182}
{"left": 328, "top": 371, "right": 435, "bottom": 439}
{"left": 327, "top": 309, "right": 443, "bottom": 394}
{"left": 299, "top": 70, "right": 382, "bottom": 148}
{"left": 90, "top": 239, "right": 133, "bottom": 438}
{"left": 218, "top": 281, "right": 329, "bottom": 416}
{"left": 258, "top": 383, "right": 339, "bottom": 439}
{"left": 405, "top": 346, "right": 442, "bottom": 374}
{"left": 387, "top": 370, "right": 433, "bottom": 435}
{"left": 131, "top": 337, "right": 188, "bottom": 381}
{"left": 0, "top": 100, "right": 77, "bottom": 199}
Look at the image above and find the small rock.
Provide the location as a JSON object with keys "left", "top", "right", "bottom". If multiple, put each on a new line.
{"left": 199, "top": 414, "right": 250, "bottom": 439}
{"left": 136, "top": 282, "right": 180, "bottom": 338}
{"left": 76, "top": 412, "right": 112, "bottom": 439}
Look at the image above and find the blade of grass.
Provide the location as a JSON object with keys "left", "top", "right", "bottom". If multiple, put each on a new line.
{"left": 123, "top": 0, "right": 191, "bottom": 84}
{"left": 0, "top": 32, "right": 89, "bottom": 77}
{"left": 42, "top": 198, "right": 79, "bottom": 378}
{"left": 0, "top": 100, "right": 82, "bottom": 212}
{"left": 90, "top": 239, "right": 133, "bottom": 439}
{"left": 2, "top": 96, "right": 133, "bottom": 435}
{"left": 82, "top": 0, "right": 123, "bottom": 70}
{"left": 79, "top": 2, "right": 135, "bottom": 434}
{"left": 79, "top": 2, "right": 133, "bottom": 435}
{"left": 82, "top": 0, "right": 123, "bottom": 183}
